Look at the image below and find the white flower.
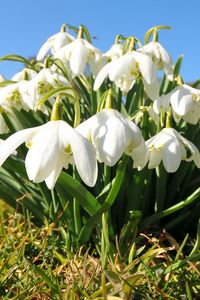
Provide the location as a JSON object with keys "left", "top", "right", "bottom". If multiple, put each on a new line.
{"left": 12, "top": 68, "right": 38, "bottom": 82}
{"left": 0, "top": 120, "right": 98, "bottom": 189}
{"left": 139, "top": 128, "right": 200, "bottom": 172}
{"left": 157, "top": 84, "right": 200, "bottom": 124}
{"left": 93, "top": 51, "right": 156, "bottom": 94}
{"left": 27, "top": 68, "right": 69, "bottom": 109}
{"left": 139, "top": 42, "right": 174, "bottom": 80}
{"left": 37, "top": 31, "right": 74, "bottom": 61}
{"left": 104, "top": 43, "right": 123, "bottom": 61}
{"left": 76, "top": 108, "right": 147, "bottom": 167}
{"left": 0, "top": 81, "right": 31, "bottom": 110}
{"left": 54, "top": 38, "right": 103, "bottom": 77}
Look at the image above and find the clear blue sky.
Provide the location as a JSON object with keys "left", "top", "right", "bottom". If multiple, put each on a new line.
{"left": 0, "top": 0, "right": 200, "bottom": 82}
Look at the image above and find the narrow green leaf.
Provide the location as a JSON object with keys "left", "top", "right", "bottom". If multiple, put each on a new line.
{"left": 163, "top": 253, "right": 200, "bottom": 274}
{"left": 0, "top": 80, "right": 16, "bottom": 87}
{"left": 0, "top": 54, "right": 33, "bottom": 68}
{"left": 57, "top": 171, "right": 101, "bottom": 216}
{"left": 31, "top": 264, "right": 60, "bottom": 294}
{"left": 141, "top": 187, "right": 200, "bottom": 228}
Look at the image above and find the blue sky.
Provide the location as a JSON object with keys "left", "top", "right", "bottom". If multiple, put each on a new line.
{"left": 0, "top": 0, "right": 200, "bottom": 82}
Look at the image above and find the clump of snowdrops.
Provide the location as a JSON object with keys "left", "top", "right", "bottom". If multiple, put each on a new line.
{"left": 0, "top": 24, "right": 200, "bottom": 251}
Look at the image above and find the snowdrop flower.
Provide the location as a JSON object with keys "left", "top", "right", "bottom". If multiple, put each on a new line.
{"left": 12, "top": 68, "right": 37, "bottom": 82}
{"left": 139, "top": 128, "right": 200, "bottom": 172}
{"left": 0, "top": 81, "right": 31, "bottom": 110}
{"left": 156, "top": 84, "right": 200, "bottom": 124}
{"left": 94, "top": 51, "right": 156, "bottom": 95}
{"left": 104, "top": 43, "right": 123, "bottom": 61}
{"left": 139, "top": 42, "right": 174, "bottom": 80}
{"left": 0, "top": 120, "right": 98, "bottom": 189}
{"left": 37, "top": 31, "right": 74, "bottom": 61}
{"left": 76, "top": 108, "right": 147, "bottom": 167}
{"left": 27, "top": 68, "right": 69, "bottom": 109}
{"left": 54, "top": 38, "right": 103, "bottom": 77}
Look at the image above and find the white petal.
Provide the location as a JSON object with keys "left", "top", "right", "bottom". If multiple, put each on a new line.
{"left": 89, "top": 50, "right": 104, "bottom": 77}
{"left": 158, "top": 43, "right": 174, "bottom": 80}
{"left": 93, "top": 61, "right": 113, "bottom": 90}
{"left": 75, "top": 115, "right": 95, "bottom": 139}
{"left": 104, "top": 44, "right": 123, "bottom": 61}
{"left": 93, "top": 113, "right": 127, "bottom": 166}
{"left": 45, "top": 152, "right": 69, "bottom": 189}
{"left": 171, "top": 87, "right": 193, "bottom": 116}
{"left": 25, "top": 122, "right": 62, "bottom": 182}
{"left": 60, "top": 121, "right": 97, "bottom": 187}
{"left": 37, "top": 41, "right": 52, "bottom": 61}
{"left": 0, "top": 127, "right": 39, "bottom": 166}
{"left": 109, "top": 53, "right": 135, "bottom": 81}
{"left": 183, "top": 105, "right": 200, "bottom": 124}
{"left": 162, "top": 138, "right": 182, "bottom": 172}
{"left": 143, "top": 77, "right": 160, "bottom": 100}
{"left": 133, "top": 51, "right": 156, "bottom": 84}
{"left": 131, "top": 140, "right": 148, "bottom": 169}
{"left": 148, "top": 148, "right": 162, "bottom": 169}
{"left": 52, "top": 32, "right": 74, "bottom": 53}
{"left": 174, "top": 131, "right": 200, "bottom": 167}
{"left": 69, "top": 39, "right": 88, "bottom": 75}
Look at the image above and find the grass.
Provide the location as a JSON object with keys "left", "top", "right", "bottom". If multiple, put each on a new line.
{"left": 0, "top": 200, "right": 200, "bottom": 300}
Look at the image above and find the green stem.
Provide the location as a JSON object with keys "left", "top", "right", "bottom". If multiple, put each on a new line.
{"left": 117, "top": 88, "right": 122, "bottom": 111}
{"left": 73, "top": 97, "right": 80, "bottom": 127}
{"left": 73, "top": 168, "right": 82, "bottom": 237}
{"left": 104, "top": 165, "right": 111, "bottom": 187}
{"left": 73, "top": 198, "right": 81, "bottom": 236}
{"left": 189, "top": 218, "right": 200, "bottom": 256}
{"left": 78, "top": 155, "right": 129, "bottom": 243}
{"left": 155, "top": 165, "right": 167, "bottom": 212}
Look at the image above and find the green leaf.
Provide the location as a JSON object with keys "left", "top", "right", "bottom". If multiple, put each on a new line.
{"left": 31, "top": 264, "right": 60, "bottom": 294}
{"left": 0, "top": 80, "right": 16, "bottom": 87}
{"left": 141, "top": 187, "right": 200, "bottom": 228}
{"left": 173, "top": 55, "right": 184, "bottom": 76}
{"left": 57, "top": 171, "right": 101, "bottom": 216}
{"left": 0, "top": 54, "right": 33, "bottom": 68}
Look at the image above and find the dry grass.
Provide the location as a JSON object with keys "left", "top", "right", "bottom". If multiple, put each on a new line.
{"left": 0, "top": 201, "right": 200, "bottom": 299}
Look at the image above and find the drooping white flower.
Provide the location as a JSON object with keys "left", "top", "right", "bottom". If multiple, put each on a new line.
{"left": 12, "top": 68, "right": 38, "bottom": 82}
{"left": 137, "top": 128, "right": 200, "bottom": 172}
{"left": 0, "top": 120, "right": 98, "bottom": 189}
{"left": 54, "top": 38, "right": 103, "bottom": 77}
{"left": 139, "top": 41, "right": 174, "bottom": 80}
{"left": 156, "top": 84, "right": 200, "bottom": 124}
{"left": 104, "top": 43, "right": 123, "bottom": 61}
{"left": 27, "top": 68, "right": 69, "bottom": 109}
{"left": 93, "top": 51, "right": 157, "bottom": 95}
{"left": 0, "top": 81, "right": 31, "bottom": 110}
{"left": 76, "top": 108, "right": 147, "bottom": 167}
{"left": 37, "top": 31, "right": 74, "bottom": 61}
